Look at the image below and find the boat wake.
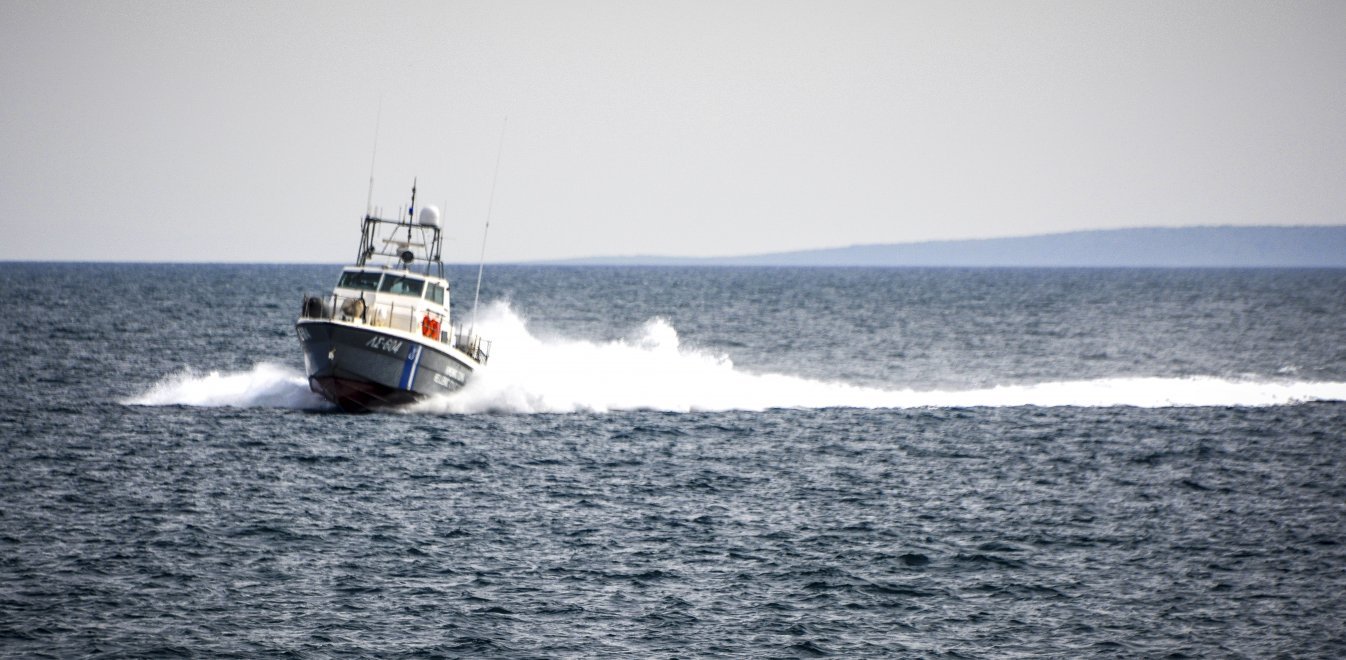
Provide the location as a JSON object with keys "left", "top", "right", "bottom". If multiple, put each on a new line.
{"left": 127, "top": 302, "right": 1346, "bottom": 413}
{"left": 125, "top": 362, "right": 331, "bottom": 410}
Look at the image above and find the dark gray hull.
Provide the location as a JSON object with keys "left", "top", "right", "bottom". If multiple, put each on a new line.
{"left": 296, "top": 320, "right": 474, "bottom": 412}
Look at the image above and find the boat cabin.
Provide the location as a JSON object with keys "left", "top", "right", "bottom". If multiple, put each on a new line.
{"left": 330, "top": 266, "right": 452, "bottom": 342}
{"left": 298, "top": 187, "right": 490, "bottom": 363}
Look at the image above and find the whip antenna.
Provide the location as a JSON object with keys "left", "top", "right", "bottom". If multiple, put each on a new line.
{"left": 471, "top": 116, "right": 507, "bottom": 333}
{"left": 365, "top": 98, "right": 383, "bottom": 217}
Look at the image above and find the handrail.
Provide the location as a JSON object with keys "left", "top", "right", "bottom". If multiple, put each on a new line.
{"left": 300, "top": 292, "right": 489, "bottom": 364}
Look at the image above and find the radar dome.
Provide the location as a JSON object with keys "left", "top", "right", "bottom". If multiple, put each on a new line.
{"left": 418, "top": 205, "right": 442, "bottom": 228}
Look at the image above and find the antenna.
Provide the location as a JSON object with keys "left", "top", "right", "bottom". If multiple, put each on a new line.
{"left": 440, "top": 198, "right": 448, "bottom": 264}
{"left": 406, "top": 178, "right": 417, "bottom": 260}
{"left": 365, "top": 98, "right": 382, "bottom": 217}
{"left": 408, "top": 177, "right": 417, "bottom": 223}
{"left": 471, "top": 116, "right": 508, "bottom": 334}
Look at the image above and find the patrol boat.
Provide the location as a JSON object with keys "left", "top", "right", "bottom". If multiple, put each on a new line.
{"left": 296, "top": 183, "right": 489, "bottom": 412}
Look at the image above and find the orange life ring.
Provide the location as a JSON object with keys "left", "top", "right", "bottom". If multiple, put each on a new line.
{"left": 421, "top": 314, "right": 441, "bottom": 339}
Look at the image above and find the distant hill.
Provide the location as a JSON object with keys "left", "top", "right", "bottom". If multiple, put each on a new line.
{"left": 550, "top": 226, "right": 1346, "bottom": 267}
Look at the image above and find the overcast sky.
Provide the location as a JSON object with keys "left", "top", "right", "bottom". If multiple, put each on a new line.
{"left": 2, "top": 1, "right": 1343, "bottom": 263}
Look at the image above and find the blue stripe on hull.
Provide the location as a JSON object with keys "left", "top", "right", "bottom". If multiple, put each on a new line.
{"left": 398, "top": 344, "right": 422, "bottom": 390}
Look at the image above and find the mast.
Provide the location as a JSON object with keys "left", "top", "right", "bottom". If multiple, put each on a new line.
{"left": 407, "top": 178, "right": 417, "bottom": 251}
{"left": 355, "top": 180, "right": 444, "bottom": 273}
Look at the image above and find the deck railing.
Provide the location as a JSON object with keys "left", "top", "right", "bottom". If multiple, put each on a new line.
{"left": 300, "top": 293, "right": 491, "bottom": 364}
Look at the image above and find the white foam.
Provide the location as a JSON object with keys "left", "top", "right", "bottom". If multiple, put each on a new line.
{"left": 125, "top": 362, "right": 329, "bottom": 410}
{"left": 123, "top": 304, "right": 1346, "bottom": 413}
{"left": 410, "top": 302, "right": 1346, "bottom": 414}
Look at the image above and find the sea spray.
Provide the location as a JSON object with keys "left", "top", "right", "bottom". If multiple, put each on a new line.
{"left": 125, "top": 362, "right": 329, "bottom": 409}
{"left": 413, "top": 302, "right": 1346, "bottom": 414}
{"left": 127, "top": 301, "right": 1346, "bottom": 413}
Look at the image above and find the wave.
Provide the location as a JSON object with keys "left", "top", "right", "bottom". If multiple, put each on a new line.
{"left": 126, "top": 302, "right": 1346, "bottom": 413}
{"left": 124, "top": 362, "right": 330, "bottom": 410}
{"left": 412, "top": 303, "right": 1346, "bottom": 413}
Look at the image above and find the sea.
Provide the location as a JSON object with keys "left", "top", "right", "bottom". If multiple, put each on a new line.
{"left": 2, "top": 263, "right": 1345, "bottom": 658}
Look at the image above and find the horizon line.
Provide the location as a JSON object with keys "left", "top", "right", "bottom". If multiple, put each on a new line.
{"left": 2, "top": 224, "right": 1343, "bottom": 266}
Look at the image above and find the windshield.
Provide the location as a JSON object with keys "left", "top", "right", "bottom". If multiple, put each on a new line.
{"left": 379, "top": 274, "right": 425, "bottom": 297}
{"left": 337, "top": 271, "right": 381, "bottom": 291}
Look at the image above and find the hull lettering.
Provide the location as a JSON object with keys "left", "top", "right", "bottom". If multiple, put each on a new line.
{"left": 365, "top": 336, "right": 404, "bottom": 354}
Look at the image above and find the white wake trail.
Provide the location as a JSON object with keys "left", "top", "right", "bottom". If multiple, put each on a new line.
{"left": 411, "top": 302, "right": 1346, "bottom": 414}
{"left": 123, "top": 303, "right": 1346, "bottom": 413}
{"left": 124, "top": 362, "right": 329, "bottom": 410}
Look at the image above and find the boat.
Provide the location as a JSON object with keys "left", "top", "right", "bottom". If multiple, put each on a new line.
{"left": 296, "top": 182, "right": 490, "bottom": 412}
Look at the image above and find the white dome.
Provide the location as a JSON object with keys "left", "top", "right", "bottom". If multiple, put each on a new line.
{"left": 418, "top": 205, "right": 442, "bottom": 228}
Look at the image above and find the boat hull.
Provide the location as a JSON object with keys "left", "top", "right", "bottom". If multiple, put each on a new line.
{"left": 296, "top": 320, "right": 474, "bottom": 412}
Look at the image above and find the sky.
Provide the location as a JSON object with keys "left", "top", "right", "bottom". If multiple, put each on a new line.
{"left": 1, "top": 1, "right": 1344, "bottom": 263}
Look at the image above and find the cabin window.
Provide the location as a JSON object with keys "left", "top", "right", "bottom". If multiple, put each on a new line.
{"left": 426, "top": 284, "right": 445, "bottom": 305}
{"left": 379, "top": 274, "right": 425, "bottom": 297}
{"left": 338, "top": 271, "right": 382, "bottom": 291}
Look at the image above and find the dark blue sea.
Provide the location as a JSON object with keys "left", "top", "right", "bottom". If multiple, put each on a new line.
{"left": 3, "top": 263, "right": 1345, "bottom": 657}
